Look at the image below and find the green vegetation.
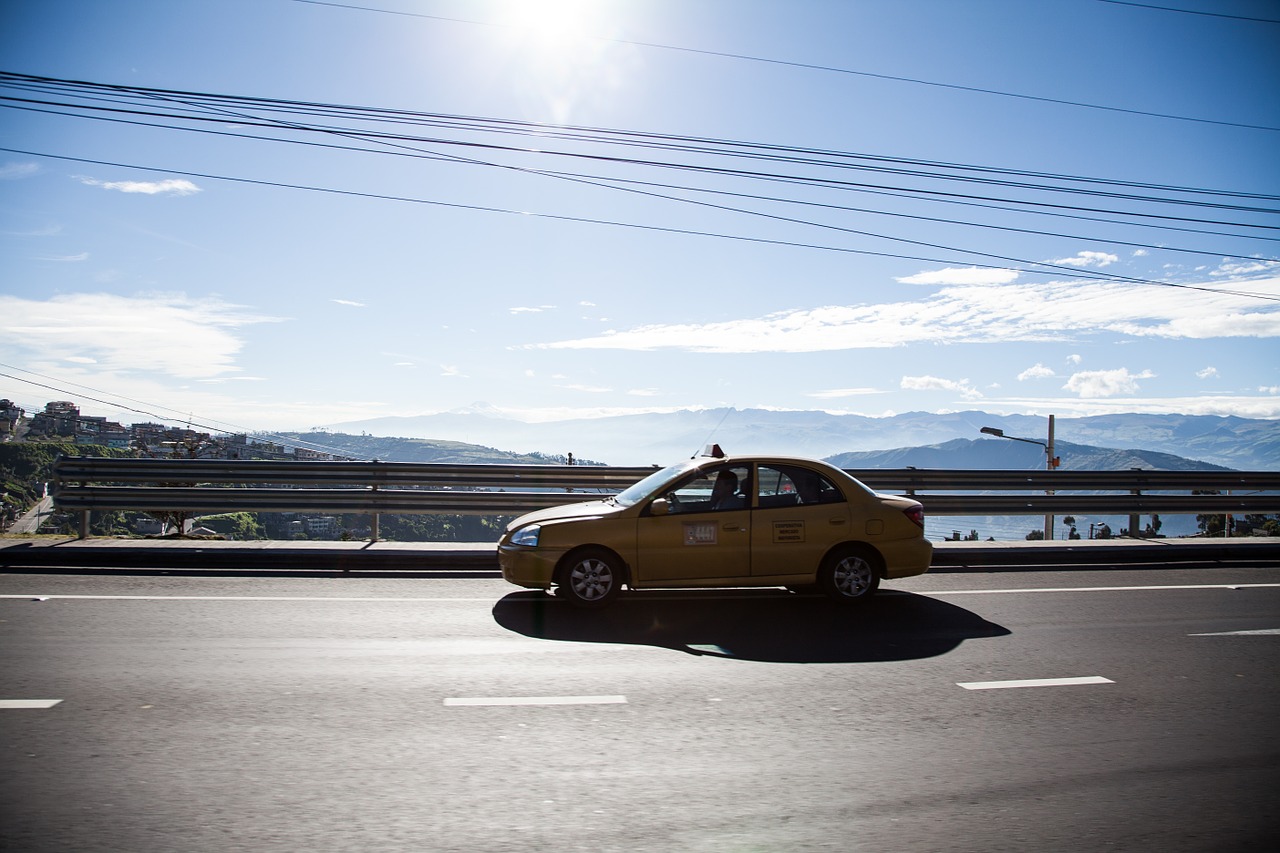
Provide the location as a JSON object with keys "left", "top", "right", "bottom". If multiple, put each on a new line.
{"left": 0, "top": 442, "right": 137, "bottom": 528}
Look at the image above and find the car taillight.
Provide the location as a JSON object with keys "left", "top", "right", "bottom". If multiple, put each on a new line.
{"left": 903, "top": 506, "right": 925, "bottom": 528}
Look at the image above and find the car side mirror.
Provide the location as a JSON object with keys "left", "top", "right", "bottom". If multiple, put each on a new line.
{"left": 649, "top": 498, "right": 671, "bottom": 516}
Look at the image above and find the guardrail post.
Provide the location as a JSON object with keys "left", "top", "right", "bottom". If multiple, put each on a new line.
{"left": 1129, "top": 468, "right": 1142, "bottom": 538}
{"left": 78, "top": 510, "right": 89, "bottom": 540}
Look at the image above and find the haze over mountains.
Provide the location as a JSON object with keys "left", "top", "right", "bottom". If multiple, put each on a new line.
{"left": 321, "top": 407, "right": 1279, "bottom": 470}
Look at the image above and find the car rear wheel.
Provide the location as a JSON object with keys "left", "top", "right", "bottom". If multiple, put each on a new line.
{"left": 818, "top": 547, "right": 881, "bottom": 603}
{"left": 556, "top": 548, "right": 623, "bottom": 607}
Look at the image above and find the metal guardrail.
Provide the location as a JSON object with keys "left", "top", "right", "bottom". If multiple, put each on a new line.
{"left": 48, "top": 457, "right": 1280, "bottom": 540}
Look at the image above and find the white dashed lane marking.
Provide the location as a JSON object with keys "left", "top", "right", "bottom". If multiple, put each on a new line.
{"left": 444, "top": 695, "right": 628, "bottom": 707}
{"left": 0, "top": 700, "right": 63, "bottom": 709}
{"left": 957, "top": 676, "right": 1114, "bottom": 691}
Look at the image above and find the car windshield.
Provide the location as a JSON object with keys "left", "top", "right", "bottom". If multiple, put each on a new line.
{"left": 614, "top": 459, "right": 700, "bottom": 507}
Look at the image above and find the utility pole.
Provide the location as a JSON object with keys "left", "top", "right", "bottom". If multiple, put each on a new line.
{"left": 981, "top": 415, "right": 1059, "bottom": 540}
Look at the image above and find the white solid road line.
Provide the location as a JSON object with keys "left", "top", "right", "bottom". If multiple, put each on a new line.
{"left": 957, "top": 676, "right": 1114, "bottom": 690}
{"left": 1188, "top": 628, "right": 1280, "bottom": 636}
{"left": 926, "top": 583, "right": 1280, "bottom": 596}
{"left": 0, "top": 699, "right": 63, "bottom": 709}
{"left": 443, "top": 695, "right": 628, "bottom": 707}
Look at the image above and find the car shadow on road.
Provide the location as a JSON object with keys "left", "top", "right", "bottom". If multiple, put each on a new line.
{"left": 492, "top": 589, "right": 1009, "bottom": 664}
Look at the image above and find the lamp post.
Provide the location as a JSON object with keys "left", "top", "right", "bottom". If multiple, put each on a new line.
{"left": 980, "top": 415, "right": 1058, "bottom": 540}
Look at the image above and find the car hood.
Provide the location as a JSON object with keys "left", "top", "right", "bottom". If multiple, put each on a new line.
{"left": 506, "top": 498, "right": 625, "bottom": 531}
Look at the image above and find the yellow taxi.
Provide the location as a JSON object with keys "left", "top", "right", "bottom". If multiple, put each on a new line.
{"left": 498, "top": 447, "right": 932, "bottom": 607}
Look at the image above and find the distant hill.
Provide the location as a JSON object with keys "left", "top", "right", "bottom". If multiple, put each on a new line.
{"left": 323, "top": 407, "right": 1279, "bottom": 469}
{"left": 827, "top": 438, "right": 1233, "bottom": 472}
{"left": 264, "top": 431, "right": 605, "bottom": 465}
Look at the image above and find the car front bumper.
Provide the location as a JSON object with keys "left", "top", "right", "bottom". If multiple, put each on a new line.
{"left": 498, "top": 544, "right": 566, "bottom": 589}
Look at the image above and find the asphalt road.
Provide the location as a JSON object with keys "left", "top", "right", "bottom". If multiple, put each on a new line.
{"left": 2, "top": 568, "right": 1278, "bottom": 852}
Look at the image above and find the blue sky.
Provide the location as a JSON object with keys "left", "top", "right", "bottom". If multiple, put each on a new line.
{"left": 1, "top": 0, "right": 1278, "bottom": 436}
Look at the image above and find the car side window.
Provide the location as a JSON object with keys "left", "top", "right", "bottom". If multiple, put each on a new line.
{"left": 663, "top": 465, "right": 751, "bottom": 513}
{"left": 756, "top": 465, "right": 845, "bottom": 509}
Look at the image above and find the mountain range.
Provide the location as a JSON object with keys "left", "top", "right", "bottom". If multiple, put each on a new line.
{"left": 320, "top": 407, "right": 1279, "bottom": 470}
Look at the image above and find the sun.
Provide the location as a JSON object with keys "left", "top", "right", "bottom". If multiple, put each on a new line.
{"left": 496, "top": 0, "right": 602, "bottom": 52}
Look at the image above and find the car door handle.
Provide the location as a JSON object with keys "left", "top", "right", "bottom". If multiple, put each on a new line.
{"left": 829, "top": 517, "right": 847, "bottom": 525}
{"left": 722, "top": 522, "right": 745, "bottom": 531}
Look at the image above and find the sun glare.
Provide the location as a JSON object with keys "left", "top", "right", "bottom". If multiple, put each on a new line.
{"left": 497, "top": 0, "right": 601, "bottom": 51}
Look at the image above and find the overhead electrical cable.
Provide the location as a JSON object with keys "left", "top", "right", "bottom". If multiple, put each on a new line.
{"left": 4, "top": 74, "right": 1277, "bottom": 245}
{"left": 96, "top": 78, "right": 1278, "bottom": 287}
{"left": 6, "top": 146, "right": 1275, "bottom": 303}
{"left": 9, "top": 98, "right": 1271, "bottom": 256}
{"left": 0, "top": 364, "right": 370, "bottom": 459}
{"left": 287, "top": 0, "right": 1280, "bottom": 132}
{"left": 2, "top": 72, "right": 1276, "bottom": 301}
{"left": 1096, "top": 0, "right": 1280, "bottom": 24}
{"left": 4, "top": 72, "right": 1274, "bottom": 207}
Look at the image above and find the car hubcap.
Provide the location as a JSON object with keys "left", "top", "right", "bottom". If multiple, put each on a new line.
{"left": 834, "top": 556, "right": 872, "bottom": 597}
{"left": 569, "top": 558, "right": 613, "bottom": 600}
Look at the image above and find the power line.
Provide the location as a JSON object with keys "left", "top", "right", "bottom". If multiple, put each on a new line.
{"left": 2, "top": 72, "right": 1276, "bottom": 300}
{"left": 7, "top": 93, "right": 1273, "bottom": 253}
{"left": 0, "top": 365, "right": 368, "bottom": 458}
{"left": 5, "top": 72, "right": 1274, "bottom": 218}
{"left": 288, "top": 0, "right": 1280, "bottom": 133}
{"left": 1097, "top": 0, "right": 1280, "bottom": 24}
{"left": 10, "top": 144, "right": 1275, "bottom": 302}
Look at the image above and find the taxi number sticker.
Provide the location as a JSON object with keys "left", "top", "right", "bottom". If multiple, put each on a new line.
{"left": 683, "top": 522, "right": 718, "bottom": 546}
{"left": 772, "top": 520, "right": 805, "bottom": 544}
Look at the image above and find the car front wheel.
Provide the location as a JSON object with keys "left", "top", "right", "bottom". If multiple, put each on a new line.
{"left": 556, "top": 548, "right": 623, "bottom": 607}
{"left": 819, "top": 547, "right": 881, "bottom": 603}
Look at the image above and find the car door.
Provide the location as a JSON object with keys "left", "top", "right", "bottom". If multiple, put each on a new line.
{"left": 635, "top": 464, "right": 752, "bottom": 582}
{"left": 750, "top": 463, "right": 851, "bottom": 578}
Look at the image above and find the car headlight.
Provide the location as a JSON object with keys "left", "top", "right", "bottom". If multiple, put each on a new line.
{"left": 509, "top": 524, "right": 541, "bottom": 547}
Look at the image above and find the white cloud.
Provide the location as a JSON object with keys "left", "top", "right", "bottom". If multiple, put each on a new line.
{"left": 1067, "top": 354, "right": 1083, "bottom": 365}
{"left": 1261, "top": 386, "right": 1280, "bottom": 395}
{"left": 984, "top": 394, "right": 1280, "bottom": 419}
{"left": 1196, "top": 366, "right": 1218, "bottom": 379}
{"left": 1212, "top": 259, "right": 1280, "bottom": 278}
{"left": 510, "top": 305, "right": 556, "bottom": 314}
{"left": 1062, "top": 367, "right": 1155, "bottom": 398}
{"left": 440, "top": 364, "right": 464, "bottom": 377}
{"left": 896, "top": 267, "right": 1019, "bottom": 286}
{"left": 529, "top": 276, "right": 1280, "bottom": 354}
{"left": 1049, "top": 251, "right": 1119, "bottom": 268}
{"left": 558, "top": 383, "right": 612, "bottom": 393}
{"left": 76, "top": 176, "right": 201, "bottom": 196}
{"left": 0, "top": 292, "right": 280, "bottom": 379}
{"left": 1017, "top": 363, "right": 1056, "bottom": 381}
{"left": 0, "top": 162, "right": 39, "bottom": 180}
{"left": 332, "top": 299, "right": 365, "bottom": 307}
{"left": 808, "top": 387, "right": 883, "bottom": 399}
{"left": 37, "top": 252, "right": 89, "bottom": 262}
{"left": 901, "top": 375, "right": 982, "bottom": 399}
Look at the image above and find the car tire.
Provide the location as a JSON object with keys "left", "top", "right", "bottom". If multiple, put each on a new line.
{"left": 818, "top": 546, "right": 881, "bottom": 603}
{"left": 556, "top": 548, "right": 623, "bottom": 607}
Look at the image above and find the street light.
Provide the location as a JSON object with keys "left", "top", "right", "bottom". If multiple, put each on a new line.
{"left": 979, "top": 416, "right": 1058, "bottom": 540}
